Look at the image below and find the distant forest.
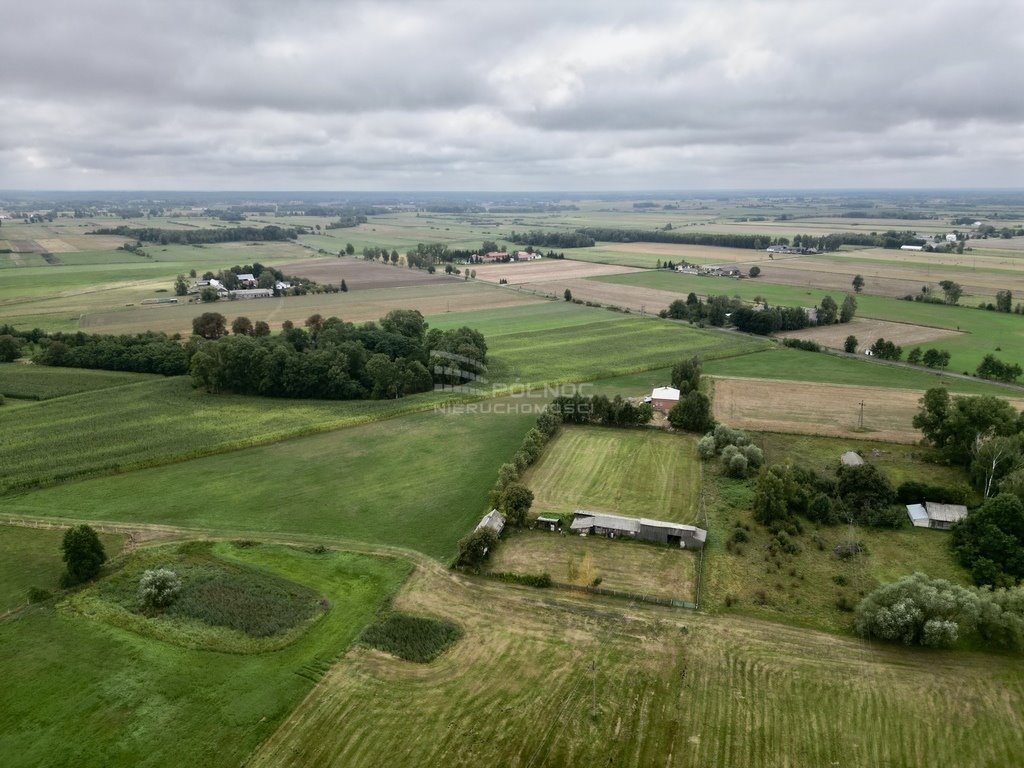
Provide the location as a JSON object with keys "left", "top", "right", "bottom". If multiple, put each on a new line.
{"left": 88, "top": 225, "right": 299, "bottom": 245}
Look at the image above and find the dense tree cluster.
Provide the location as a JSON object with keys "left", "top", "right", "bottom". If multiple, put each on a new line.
{"left": 190, "top": 310, "right": 482, "bottom": 400}
{"left": 855, "top": 572, "right": 1024, "bottom": 649}
{"left": 976, "top": 354, "right": 1022, "bottom": 383}
{"left": 89, "top": 225, "right": 299, "bottom": 245}
{"left": 34, "top": 331, "right": 191, "bottom": 375}
{"left": 574, "top": 227, "right": 926, "bottom": 252}
{"left": 753, "top": 458, "right": 902, "bottom": 529}
{"left": 913, "top": 388, "right": 1024, "bottom": 468}
{"left": 507, "top": 230, "right": 596, "bottom": 248}
{"left": 662, "top": 293, "right": 738, "bottom": 326}
{"left": 869, "top": 338, "right": 903, "bottom": 360}
{"left": 952, "top": 494, "right": 1024, "bottom": 587}
{"left": 551, "top": 394, "right": 653, "bottom": 428}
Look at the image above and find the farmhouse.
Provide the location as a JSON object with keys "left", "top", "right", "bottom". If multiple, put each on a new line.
{"left": 766, "top": 244, "right": 800, "bottom": 254}
{"left": 570, "top": 511, "right": 707, "bottom": 549}
{"left": 675, "top": 264, "right": 700, "bottom": 275}
{"left": 534, "top": 515, "right": 562, "bottom": 532}
{"left": 476, "top": 509, "right": 506, "bottom": 536}
{"left": 479, "top": 251, "right": 509, "bottom": 263}
{"left": 840, "top": 451, "right": 864, "bottom": 466}
{"left": 236, "top": 273, "right": 258, "bottom": 286}
{"left": 905, "top": 502, "right": 969, "bottom": 530}
{"left": 515, "top": 251, "right": 543, "bottom": 261}
{"left": 649, "top": 386, "right": 680, "bottom": 412}
{"left": 900, "top": 245, "right": 924, "bottom": 251}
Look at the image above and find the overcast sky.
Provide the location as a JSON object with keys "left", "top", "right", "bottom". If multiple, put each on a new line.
{"left": 2, "top": 0, "right": 1022, "bottom": 191}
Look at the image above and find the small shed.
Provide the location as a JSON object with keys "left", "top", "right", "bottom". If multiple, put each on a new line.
{"left": 476, "top": 509, "right": 505, "bottom": 536}
{"left": 534, "top": 515, "right": 562, "bottom": 532}
{"left": 924, "top": 502, "right": 968, "bottom": 530}
{"left": 906, "top": 503, "right": 930, "bottom": 528}
{"left": 650, "top": 386, "right": 681, "bottom": 412}
{"left": 841, "top": 451, "right": 865, "bottom": 467}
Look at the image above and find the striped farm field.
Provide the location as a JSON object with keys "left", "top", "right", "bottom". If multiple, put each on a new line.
{"left": 249, "top": 565, "right": 1024, "bottom": 768}
{"left": 0, "top": 364, "right": 160, "bottom": 400}
{"left": 523, "top": 425, "right": 701, "bottom": 521}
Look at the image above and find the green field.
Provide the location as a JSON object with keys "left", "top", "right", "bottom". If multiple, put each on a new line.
{"left": 595, "top": 270, "right": 1024, "bottom": 373}
{"left": 0, "top": 364, "right": 161, "bottom": 400}
{"left": 4, "top": 403, "right": 537, "bottom": 560}
{"left": 703, "top": 347, "right": 1021, "bottom": 395}
{"left": 0, "top": 541, "right": 411, "bottom": 768}
{"left": 432, "top": 303, "right": 770, "bottom": 387}
{"left": 0, "top": 377, "right": 471, "bottom": 494}
{"left": 523, "top": 425, "right": 701, "bottom": 522}
{"left": 0, "top": 525, "right": 125, "bottom": 611}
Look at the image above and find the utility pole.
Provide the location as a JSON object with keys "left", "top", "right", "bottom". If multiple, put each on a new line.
{"left": 591, "top": 660, "right": 597, "bottom": 719}
{"left": 858, "top": 400, "right": 865, "bottom": 430}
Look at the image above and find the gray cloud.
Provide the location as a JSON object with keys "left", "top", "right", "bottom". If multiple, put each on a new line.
{"left": 0, "top": 0, "right": 1021, "bottom": 189}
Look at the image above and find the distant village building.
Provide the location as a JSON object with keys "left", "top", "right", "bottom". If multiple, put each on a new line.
{"left": 515, "top": 251, "right": 543, "bottom": 261}
{"left": 236, "top": 273, "right": 258, "bottom": 286}
{"left": 569, "top": 511, "right": 707, "bottom": 549}
{"left": 649, "top": 386, "right": 680, "bottom": 412}
{"left": 675, "top": 264, "right": 700, "bottom": 274}
{"left": 479, "top": 251, "right": 509, "bottom": 263}
{"left": 905, "top": 502, "right": 969, "bottom": 530}
{"left": 766, "top": 245, "right": 801, "bottom": 254}
{"left": 945, "top": 233, "right": 958, "bottom": 243}
{"left": 900, "top": 245, "right": 924, "bottom": 251}
{"left": 229, "top": 288, "right": 274, "bottom": 300}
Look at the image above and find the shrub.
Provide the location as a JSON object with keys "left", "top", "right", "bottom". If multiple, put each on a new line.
{"left": 492, "top": 572, "right": 552, "bottom": 588}
{"left": 896, "top": 481, "right": 967, "bottom": 505}
{"left": 726, "top": 452, "right": 749, "bottom": 478}
{"left": 782, "top": 338, "right": 822, "bottom": 352}
{"left": 138, "top": 568, "right": 182, "bottom": 610}
{"left": 697, "top": 434, "right": 717, "bottom": 459}
{"left": 360, "top": 612, "right": 463, "bottom": 662}
{"left": 27, "top": 586, "right": 53, "bottom": 603}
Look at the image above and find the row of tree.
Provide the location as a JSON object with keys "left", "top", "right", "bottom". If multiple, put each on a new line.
{"left": 507, "top": 230, "right": 596, "bottom": 248}
{"left": 89, "top": 225, "right": 299, "bottom": 245}
{"left": 573, "top": 227, "right": 927, "bottom": 252}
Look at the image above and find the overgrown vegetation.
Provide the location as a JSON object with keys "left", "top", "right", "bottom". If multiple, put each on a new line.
{"left": 359, "top": 612, "right": 463, "bottom": 662}
{"left": 855, "top": 572, "right": 1024, "bottom": 650}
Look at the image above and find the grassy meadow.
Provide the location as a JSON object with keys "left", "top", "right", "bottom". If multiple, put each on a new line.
{"left": 0, "top": 525, "right": 125, "bottom": 611}
{"left": 522, "top": 425, "right": 701, "bottom": 522}
{"left": 0, "top": 541, "right": 411, "bottom": 768}
{"left": 0, "top": 364, "right": 161, "bottom": 400}
{"left": 3, "top": 403, "right": 538, "bottom": 560}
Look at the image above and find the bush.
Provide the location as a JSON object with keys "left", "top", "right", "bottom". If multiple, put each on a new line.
{"left": 697, "top": 434, "right": 717, "bottom": 459}
{"left": 491, "top": 572, "right": 552, "bottom": 588}
{"left": 360, "top": 612, "right": 463, "bottom": 662}
{"left": 782, "top": 338, "right": 822, "bottom": 352}
{"left": 726, "top": 452, "right": 749, "bottom": 478}
{"left": 951, "top": 493, "right": 1024, "bottom": 587}
{"left": 138, "top": 568, "right": 182, "bottom": 610}
{"left": 27, "top": 586, "right": 53, "bottom": 603}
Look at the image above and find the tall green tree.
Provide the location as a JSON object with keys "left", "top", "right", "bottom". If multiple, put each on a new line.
{"left": 192, "top": 312, "right": 227, "bottom": 339}
{"left": 852, "top": 274, "right": 865, "bottom": 293}
{"left": 62, "top": 525, "right": 107, "bottom": 585}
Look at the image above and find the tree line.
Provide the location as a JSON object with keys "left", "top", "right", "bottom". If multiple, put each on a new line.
{"left": 507, "top": 230, "right": 596, "bottom": 248}
{"left": 662, "top": 292, "right": 856, "bottom": 336}
{"left": 572, "top": 227, "right": 927, "bottom": 252}
{"left": 88, "top": 225, "right": 299, "bottom": 245}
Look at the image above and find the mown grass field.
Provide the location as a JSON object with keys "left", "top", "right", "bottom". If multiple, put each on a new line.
{"left": 4, "top": 403, "right": 537, "bottom": 560}
{"left": 0, "top": 376, "right": 472, "bottom": 494}
{"left": 0, "top": 525, "right": 125, "bottom": 611}
{"left": 523, "top": 425, "right": 701, "bottom": 521}
{"left": 488, "top": 529, "right": 698, "bottom": 602}
{"left": 0, "top": 364, "right": 160, "bottom": 400}
{"left": 249, "top": 564, "right": 1024, "bottom": 768}
{"left": 0, "top": 542, "right": 411, "bottom": 768}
